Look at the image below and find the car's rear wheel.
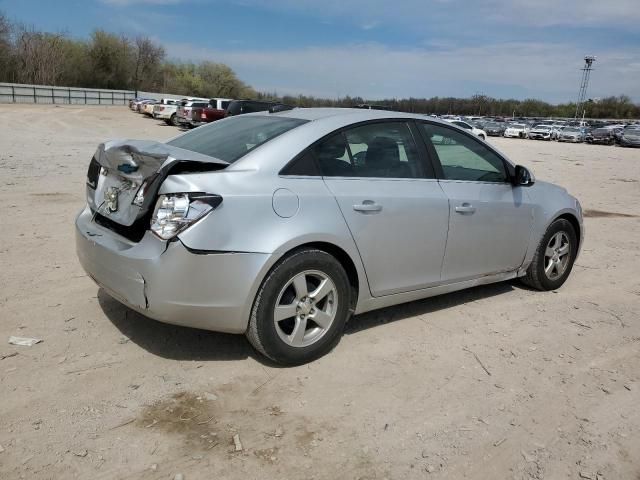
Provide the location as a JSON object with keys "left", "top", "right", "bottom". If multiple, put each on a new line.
{"left": 170, "top": 114, "right": 179, "bottom": 127}
{"left": 246, "top": 248, "right": 351, "bottom": 365}
{"left": 521, "top": 218, "right": 577, "bottom": 291}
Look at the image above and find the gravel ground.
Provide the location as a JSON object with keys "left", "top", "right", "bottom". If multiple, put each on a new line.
{"left": 0, "top": 104, "right": 639, "bottom": 480}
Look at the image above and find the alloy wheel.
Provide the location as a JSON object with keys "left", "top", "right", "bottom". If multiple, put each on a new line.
{"left": 273, "top": 270, "right": 338, "bottom": 348}
{"left": 544, "top": 231, "right": 571, "bottom": 280}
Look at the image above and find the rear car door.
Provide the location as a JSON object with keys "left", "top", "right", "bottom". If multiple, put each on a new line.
{"left": 419, "top": 122, "right": 533, "bottom": 283}
{"left": 318, "top": 121, "right": 450, "bottom": 297}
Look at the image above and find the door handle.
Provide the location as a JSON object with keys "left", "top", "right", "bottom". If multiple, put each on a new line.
{"left": 353, "top": 201, "right": 382, "bottom": 213}
{"left": 455, "top": 203, "right": 476, "bottom": 214}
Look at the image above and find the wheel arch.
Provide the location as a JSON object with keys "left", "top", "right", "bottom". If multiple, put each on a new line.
{"left": 272, "top": 241, "right": 361, "bottom": 314}
{"left": 552, "top": 212, "right": 582, "bottom": 250}
{"left": 240, "top": 235, "right": 370, "bottom": 333}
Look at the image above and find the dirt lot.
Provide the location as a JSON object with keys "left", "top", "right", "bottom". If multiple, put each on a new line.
{"left": 0, "top": 104, "right": 639, "bottom": 480}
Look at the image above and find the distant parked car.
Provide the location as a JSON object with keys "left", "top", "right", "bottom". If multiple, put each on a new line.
{"left": 188, "top": 98, "right": 233, "bottom": 127}
{"left": 483, "top": 122, "right": 506, "bottom": 137}
{"left": 557, "top": 127, "right": 587, "bottom": 143}
{"left": 225, "top": 100, "right": 294, "bottom": 117}
{"left": 154, "top": 97, "right": 198, "bottom": 126}
{"left": 176, "top": 98, "right": 211, "bottom": 127}
{"left": 529, "top": 125, "right": 554, "bottom": 141}
{"left": 551, "top": 125, "right": 566, "bottom": 140}
{"left": 619, "top": 125, "right": 640, "bottom": 148}
{"left": 152, "top": 98, "right": 180, "bottom": 122}
{"left": 131, "top": 99, "right": 156, "bottom": 112}
{"left": 503, "top": 123, "right": 528, "bottom": 138}
{"left": 586, "top": 127, "right": 616, "bottom": 145}
{"left": 129, "top": 98, "right": 151, "bottom": 110}
{"left": 612, "top": 126, "right": 626, "bottom": 143}
{"left": 142, "top": 102, "right": 156, "bottom": 117}
{"left": 445, "top": 119, "right": 487, "bottom": 140}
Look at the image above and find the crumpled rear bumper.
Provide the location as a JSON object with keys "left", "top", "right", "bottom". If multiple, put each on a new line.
{"left": 75, "top": 206, "right": 270, "bottom": 333}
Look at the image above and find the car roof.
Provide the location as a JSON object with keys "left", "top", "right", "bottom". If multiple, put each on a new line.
{"left": 222, "top": 107, "right": 517, "bottom": 173}
{"left": 269, "top": 107, "right": 449, "bottom": 123}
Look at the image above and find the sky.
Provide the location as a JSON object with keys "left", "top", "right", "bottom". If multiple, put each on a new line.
{"left": 1, "top": 0, "right": 639, "bottom": 102}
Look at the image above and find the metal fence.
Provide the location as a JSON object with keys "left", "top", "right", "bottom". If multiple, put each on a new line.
{"left": 0, "top": 82, "right": 136, "bottom": 105}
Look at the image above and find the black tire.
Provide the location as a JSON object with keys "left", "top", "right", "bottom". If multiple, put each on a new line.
{"left": 479, "top": 134, "right": 486, "bottom": 141}
{"left": 246, "top": 248, "right": 351, "bottom": 365}
{"left": 170, "top": 114, "right": 179, "bottom": 127}
{"left": 521, "top": 218, "right": 577, "bottom": 291}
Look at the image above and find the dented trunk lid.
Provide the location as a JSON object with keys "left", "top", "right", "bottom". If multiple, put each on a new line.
{"left": 87, "top": 139, "right": 228, "bottom": 227}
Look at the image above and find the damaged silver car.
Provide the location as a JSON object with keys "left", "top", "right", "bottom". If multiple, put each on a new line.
{"left": 76, "top": 109, "right": 584, "bottom": 365}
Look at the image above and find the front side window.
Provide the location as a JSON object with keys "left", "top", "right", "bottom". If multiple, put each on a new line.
{"left": 420, "top": 123, "right": 508, "bottom": 183}
{"left": 167, "top": 116, "right": 308, "bottom": 163}
{"left": 316, "top": 122, "right": 424, "bottom": 179}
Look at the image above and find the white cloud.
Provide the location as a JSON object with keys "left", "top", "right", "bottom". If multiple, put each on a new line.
{"left": 232, "top": 0, "right": 640, "bottom": 30}
{"left": 165, "top": 41, "right": 640, "bottom": 102}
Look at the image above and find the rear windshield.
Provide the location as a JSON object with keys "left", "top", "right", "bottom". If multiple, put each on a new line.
{"left": 167, "top": 115, "right": 308, "bottom": 163}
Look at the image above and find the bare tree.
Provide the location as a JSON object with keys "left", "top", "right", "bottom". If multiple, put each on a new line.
{"left": 132, "top": 36, "right": 165, "bottom": 94}
{"left": 14, "top": 26, "right": 67, "bottom": 85}
{"left": 0, "top": 12, "right": 14, "bottom": 82}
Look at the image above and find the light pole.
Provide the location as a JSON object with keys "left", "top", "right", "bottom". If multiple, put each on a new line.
{"left": 574, "top": 56, "right": 596, "bottom": 120}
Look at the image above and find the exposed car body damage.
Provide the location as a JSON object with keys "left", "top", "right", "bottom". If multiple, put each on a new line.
{"left": 88, "top": 140, "right": 228, "bottom": 227}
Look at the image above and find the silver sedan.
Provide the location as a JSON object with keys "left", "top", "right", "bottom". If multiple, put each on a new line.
{"left": 76, "top": 109, "right": 584, "bottom": 364}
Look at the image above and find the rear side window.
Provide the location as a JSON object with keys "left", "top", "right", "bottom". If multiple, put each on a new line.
{"left": 315, "top": 122, "right": 424, "bottom": 179}
{"left": 281, "top": 151, "right": 320, "bottom": 176}
{"left": 420, "top": 123, "right": 507, "bottom": 183}
{"left": 221, "top": 101, "right": 230, "bottom": 110}
{"left": 314, "top": 133, "right": 354, "bottom": 177}
{"left": 167, "top": 116, "right": 308, "bottom": 163}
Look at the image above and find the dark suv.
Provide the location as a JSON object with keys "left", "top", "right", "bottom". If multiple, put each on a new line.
{"left": 225, "top": 100, "right": 294, "bottom": 117}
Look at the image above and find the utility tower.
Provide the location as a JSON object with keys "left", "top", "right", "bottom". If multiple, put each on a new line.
{"left": 574, "top": 56, "right": 596, "bottom": 120}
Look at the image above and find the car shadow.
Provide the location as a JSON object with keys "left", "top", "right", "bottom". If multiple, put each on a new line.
{"left": 345, "top": 281, "right": 516, "bottom": 335}
{"left": 98, "top": 289, "right": 259, "bottom": 363}
{"left": 98, "top": 281, "right": 519, "bottom": 365}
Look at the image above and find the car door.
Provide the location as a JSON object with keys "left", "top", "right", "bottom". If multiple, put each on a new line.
{"left": 418, "top": 122, "right": 533, "bottom": 283}
{"left": 317, "top": 121, "right": 450, "bottom": 297}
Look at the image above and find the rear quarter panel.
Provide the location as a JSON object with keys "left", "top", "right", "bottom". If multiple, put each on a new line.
{"left": 161, "top": 170, "right": 371, "bottom": 314}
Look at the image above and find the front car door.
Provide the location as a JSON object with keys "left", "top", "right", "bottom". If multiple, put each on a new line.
{"left": 317, "top": 121, "right": 450, "bottom": 297}
{"left": 418, "top": 122, "right": 533, "bottom": 283}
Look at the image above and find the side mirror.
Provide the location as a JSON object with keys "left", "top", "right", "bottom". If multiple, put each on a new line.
{"left": 514, "top": 165, "right": 535, "bottom": 187}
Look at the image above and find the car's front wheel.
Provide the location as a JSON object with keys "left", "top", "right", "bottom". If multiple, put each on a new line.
{"left": 522, "top": 218, "right": 577, "bottom": 291}
{"left": 246, "top": 248, "right": 352, "bottom": 365}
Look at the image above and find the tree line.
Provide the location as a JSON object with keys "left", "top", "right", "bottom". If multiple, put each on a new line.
{"left": 0, "top": 12, "right": 638, "bottom": 119}
{"left": 0, "top": 13, "right": 251, "bottom": 98}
